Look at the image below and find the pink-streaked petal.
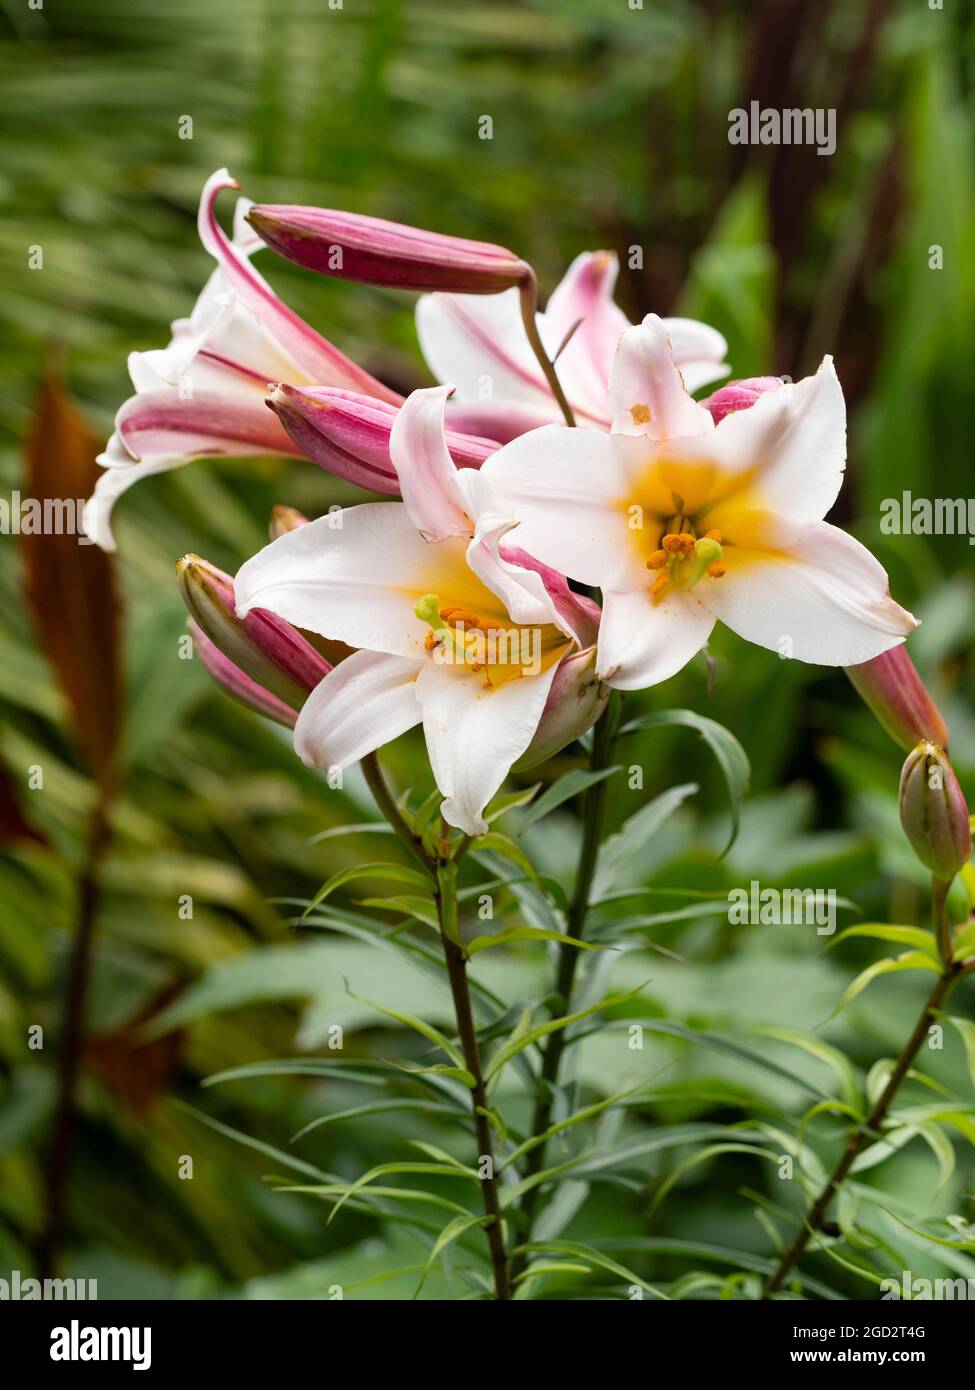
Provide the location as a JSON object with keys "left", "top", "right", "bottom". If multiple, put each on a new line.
{"left": 608, "top": 315, "right": 714, "bottom": 440}
{"left": 463, "top": 513, "right": 572, "bottom": 636}
{"left": 415, "top": 660, "right": 560, "bottom": 835}
{"left": 294, "top": 650, "right": 423, "bottom": 771}
{"left": 662, "top": 317, "right": 731, "bottom": 393}
{"left": 539, "top": 251, "right": 628, "bottom": 421}
{"left": 703, "top": 522, "right": 918, "bottom": 666}
{"left": 416, "top": 287, "right": 551, "bottom": 409}
{"left": 198, "top": 169, "right": 399, "bottom": 401}
{"left": 596, "top": 586, "right": 715, "bottom": 690}
{"left": 442, "top": 399, "right": 561, "bottom": 444}
{"left": 190, "top": 619, "right": 298, "bottom": 727}
{"left": 481, "top": 424, "right": 650, "bottom": 591}
{"left": 389, "top": 385, "right": 472, "bottom": 541}
{"left": 112, "top": 390, "right": 299, "bottom": 463}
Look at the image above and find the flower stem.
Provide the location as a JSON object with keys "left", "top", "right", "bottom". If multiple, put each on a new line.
{"left": 762, "top": 954, "right": 967, "bottom": 1298}
{"left": 434, "top": 858, "right": 511, "bottom": 1300}
{"left": 512, "top": 692, "right": 622, "bottom": 1271}
{"left": 519, "top": 275, "right": 576, "bottom": 428}
{"left": 359, "top": 752, "right": 510, "bottom": 1298}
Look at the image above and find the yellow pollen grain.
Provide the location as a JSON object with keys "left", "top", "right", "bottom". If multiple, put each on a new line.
{"left": 423, "top": 631, "right": 440, "bottom": 651}
{"left": 646, "top": 549, "right": 668, "bottom": 570}
{"left": 630, "top": 403, "right": 652, "bottom": 425}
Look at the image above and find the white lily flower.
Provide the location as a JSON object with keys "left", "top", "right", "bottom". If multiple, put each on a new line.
{"left": 482, "top": 314, "right": 917, "bottom": 691}
{"left": 87, "top": 169, "right": 396, "bottom": 551}
{"left": 234, "top": 385, "right": 602, "bottom": 835}
{"left": 416, "top": 251, "right": 729, "bottom": 441}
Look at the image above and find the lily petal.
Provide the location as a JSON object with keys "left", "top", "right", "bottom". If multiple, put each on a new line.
{"left": 480, "top": 424, "right": 651, "bottom": 591}
{"left": 235, "top": 503, "right": 504, "bottom": 659}
{"left": 389, "top": 384, "right": 472, "bottom": 540}
{"left": 540, "top": 251, "right": 629, "bottom": 420}
{"left": 662, "top": 317, "right": 731, "bottom": 394}
{"left": 415, "top": 660, "right": 560, "bottom": 835}
{"left": 416, "top": 288, "right": 551, "bottom": 412}
{"left": 85, "top": 451, "right": 187, "bottom": 552}
{"left": 597, "top": 586, "right": 715, "bottom": 690}
{"left": 703, "top": 521, "right": 917, "bottom": 665}
{"left": 294, "top": 650, "right": 423, "bottom": 772}
{"left": 609, "top": 315, "right": 714, "bottom": 440}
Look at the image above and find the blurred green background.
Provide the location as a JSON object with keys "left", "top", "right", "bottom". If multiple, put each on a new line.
{"left": 1, "top": 0, "right": 974, "bottom": 1299}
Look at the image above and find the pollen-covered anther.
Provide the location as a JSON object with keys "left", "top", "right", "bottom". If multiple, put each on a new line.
{"left": 704, "top": 529, "right": 722, "bottom": 543}
{"left": 662, "top": 533, "right": 694, "bottom": 556}
{"left": 707, "top": 561, "right": 727, "bottom": 579}
{"left": 646, "top": 549, "right": 668, "bottom": 570}
{"left": 651, "top": 572, "right": 669, "bottom": 600}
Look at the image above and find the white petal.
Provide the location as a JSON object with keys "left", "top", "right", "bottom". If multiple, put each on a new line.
{"left": 293, "top": 650, "right": 423, "bottom": 771}
{"left": 235, "top": 503, "right": 511, "bottom": 659}
{"left": 389, "top": 385, "right": 471, "bottom": 541}
{"left": 481, "top": 424, "right": 651, "bottom": 590}
{"left": 662, "top": 316, "right": 730, "bottom": 393}
{"left": 415, "top": 288, "right": 550, "bottom": 410}
{"left": 415, "top": 661, "right": 560, "bottom": 835}
{"left": 596, "top": 586, "right": 715, "bottom": 690}
{"left": 703, "top": 521, "right": 918, "bottom": 665}
{"left": 84, "top": 451, "right": 188, "bottom": 551}
{"left": 609, "top": 315, "right": 714, "bottom": 440}
{"left": 692, "top": 356, "right": 847, "bottom": 530}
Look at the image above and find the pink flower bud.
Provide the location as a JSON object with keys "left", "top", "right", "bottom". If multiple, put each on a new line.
{"left": 190, "top": 620, "right": 297, "bottom": 727}
{"left": 898, "top": 741, "right": 972, "bottom": 882}
{"left": 247, "top": 205, "right": 531, "bottom": 293}
{"left": 177, "top": 555, "right": 329, "bottom": 708}
{"left": 267, "top": 386, "right": 499, "bottom": 491}
{"left": 846, "top": 647, "right": 949, "bottom": 753}
{"left": 269, "top": 505, "right": 310, "bottom": 540}
{"left": 514, "top": 648, "right": 609, "bottom": 770}
{"left": 702, "top": 376, "right": 784, "bottom": 425}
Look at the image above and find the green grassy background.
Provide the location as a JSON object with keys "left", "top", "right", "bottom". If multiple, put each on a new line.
{"left": 0, "top": 0, "right": 974, "bottom": 1299}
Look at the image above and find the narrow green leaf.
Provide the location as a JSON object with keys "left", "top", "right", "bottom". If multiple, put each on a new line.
{"left": 829, "top": 923, "right": 940, "bottom": 959}
{"left": 300, "top": 861, "right": 432, "bottom": 922}
{"left": 346, "top": 986, "right": 466, "bottom": 1070}
{"left": 591, "top": 784, "right": 699, "bottom": 898}
{"left": 414, "top": 1213, "right": 491, "bottom": 1298}
{"left": 327, "top": 1161, "right": 477, "bottom": 1226}
{"left": 517, "top": 765, "right": 621, "bottom": 834}
{"left": 828, "top": 952, "right": 941, "bottom": 1019}
{"left": 485, "top": 984, "right": 645, "bottom": 1082}
{"left": 466, "top": 926, "right": 609, "bottom": 956}
{"left": 621, "top": 709, "right": 751, "bottom": 856}
{"left": 752, "top": 1026, "right": 863, "bottom": 1113}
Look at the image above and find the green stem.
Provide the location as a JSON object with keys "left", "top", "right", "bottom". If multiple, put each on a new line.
{"left": 519, "top": 274, "right": 576, "bottom": 427}
{"left": 933, "top": 876, "right": 953, "bottom": 965}
{"left": 762, "top": 956, "right": 965, "bottom": 1298}
{"left": 359, "top": 753, "right": 509, "bottom": 1298}
{"left": 435, "top": 859, "right": 511, "bottom": 1300}
{"left": 511, "top": 693, "right": 622, "bottom": 1272}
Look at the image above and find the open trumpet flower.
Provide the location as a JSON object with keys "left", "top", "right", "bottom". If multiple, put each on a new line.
{"left": 87, "top": 169, "right": 398, "bottom": 550}
{"left": 235, "top": 385, "right": 605, "bottom": 834}
{"left": 483, "top": 314, "right": 917, "bottom": 689}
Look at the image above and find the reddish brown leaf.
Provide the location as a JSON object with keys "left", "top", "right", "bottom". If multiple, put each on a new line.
{"left": 22, "top": 371, "right": 122, "bottom": 797}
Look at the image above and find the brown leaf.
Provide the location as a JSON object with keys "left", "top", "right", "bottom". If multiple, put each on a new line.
{"left": 22, "top": 370, "right": 122, "bottom": 798}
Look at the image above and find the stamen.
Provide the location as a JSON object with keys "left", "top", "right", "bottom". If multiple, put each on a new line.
{"left": 707, "top": 562, "right": 727, "bottom": 579}
{"left": 646, "top": 549, "right": 668, "bottom": 570}
{"left": 651, "top": 572, "right": 669, "bottom": 600}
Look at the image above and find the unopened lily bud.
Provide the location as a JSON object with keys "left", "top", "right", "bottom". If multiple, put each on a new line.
{"left": 514, "top": 648, "right": 610, "bottom": 771}
{"left": 177, "top": 555, "right": 329, "bottom": 708}
{"left": 267, "top": 386, "right": 498, "bottom": 492}
{"left": 269, "top": 505, "right": 310, "bottom": 540}
{"left": 247, "top": 204, "right": 531, "bottom": 293}
{"left": 190, "top": 620, "right": 297, "bottom": 727}
{"left": 898, "top": 741, "right": 972, "bottom": 881}
{"left": 701, "top": 376, "right": 784, "bottom": 425}
{"left": 847, "top": 647, "right": 949, "bottom": 753}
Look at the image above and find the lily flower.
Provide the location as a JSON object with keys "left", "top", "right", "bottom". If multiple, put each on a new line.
{"left": 87, "top": 168, "right": 398, "bottom": 551}
{"left": 482, "top": 314, "right": 917, "bottom": 690}
{"left": 235, "top": 385, "right": 605, "bottom": 835}
{"left": 416, "top": 251, "right": 730, "bottom": 441}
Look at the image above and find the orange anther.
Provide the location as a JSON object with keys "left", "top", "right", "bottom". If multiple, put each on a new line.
{"left": 651, "top": 572, "right": 669, "bottom": 600}
{"left": 662, "top": 534, "right": 684, "bottom": 554}
{"left": 707, "top": 562, "right": 727, "bottom": 579}
{"left": 646, "top": 549, "right": 668, "bottom": 570}
{"left": 704, "top": 529, "right": 722, "bottom": 543}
